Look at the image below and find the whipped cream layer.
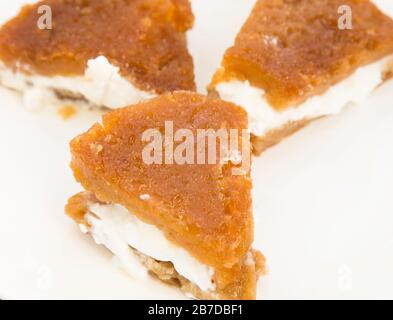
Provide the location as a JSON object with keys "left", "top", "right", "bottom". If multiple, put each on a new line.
{"left": 216, "top": 55, "right": 393, "bottom": 137}
{"left": 0, "top": 56, "right": 154, "bottom": 110}
{"left": 84, "top": 202, "right": 215, "bottom": 292}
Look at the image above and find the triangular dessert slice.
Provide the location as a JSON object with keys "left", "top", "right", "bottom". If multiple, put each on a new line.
{"left": 209, "top": 0, "right": 393, "bottom": 155}
{"left": 65, "top": 91, "right": 265, "bottom": 300}
{"left": 0, "top": 0, "right": 195, "bottom": 110}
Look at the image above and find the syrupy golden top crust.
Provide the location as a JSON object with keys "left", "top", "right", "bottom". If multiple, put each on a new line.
{"left": 211, "top": 0, "right": 393, "bottom": 110}
{"left": 68, "top": 91, "right": 260, "bottom": 299}
{"left": 0, "top": 0, "right": 195, "bottom": 93}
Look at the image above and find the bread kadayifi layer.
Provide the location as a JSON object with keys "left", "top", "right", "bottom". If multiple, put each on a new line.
{"left": 209, "top": 0, "right": 393, "bottom": 155}
{"left": 0, "top": 0, "right": 195, "bottom": 110}
{"left": 66, "top": 92, "right": 265, "bottom": 300}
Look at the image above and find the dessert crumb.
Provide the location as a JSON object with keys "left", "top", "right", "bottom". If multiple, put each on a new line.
{"left": 58, "top": 105, "right": 77, "bottom": 120}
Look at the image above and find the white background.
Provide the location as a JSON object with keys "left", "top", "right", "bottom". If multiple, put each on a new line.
{"left": 0, "top": 0, "right": 392, "bottom": 299}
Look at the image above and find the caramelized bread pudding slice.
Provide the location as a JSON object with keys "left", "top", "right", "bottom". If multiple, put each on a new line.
{"left": 210, "top": 0, "right": 393, "bottom": 154}
{"left": 0, "top": 0, "right": 195, "bottom": 110}
{"left": 66, "top": 91, "right": 265, "bottom": 300}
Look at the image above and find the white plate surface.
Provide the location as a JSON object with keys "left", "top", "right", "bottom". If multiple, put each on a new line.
{"left": 0, "top": 0, "right": 392, "bottom": 300}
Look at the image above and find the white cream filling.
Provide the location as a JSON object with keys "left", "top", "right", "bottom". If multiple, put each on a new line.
{"left": 0, "top": 56, "right": 154, "bottom": 110}
{"left": 84, "top": 202, "right": 215, "bottom": 292}
{"left": 216, "top": 55, "right": 393, "bottom": 137}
